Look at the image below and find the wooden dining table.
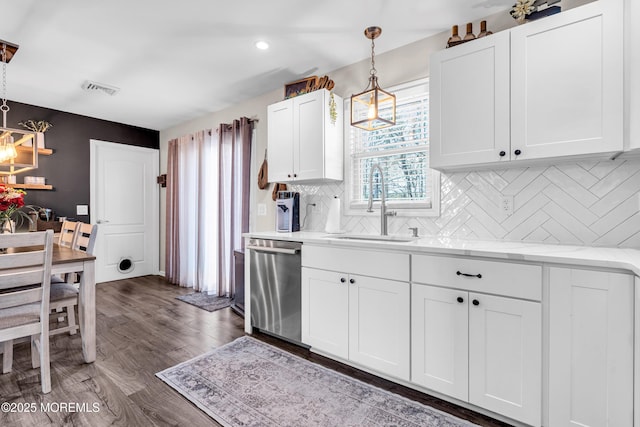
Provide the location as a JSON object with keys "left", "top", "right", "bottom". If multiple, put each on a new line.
{"left": 7, "top": 243, "right": 97, "bottom": 363}
{"left": 51, "top": 243, "right": 97, "bottom": 363}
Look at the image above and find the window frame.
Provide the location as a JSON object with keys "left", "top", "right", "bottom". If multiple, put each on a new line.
{"left": 343, "top": 78, "right": 440, "bottom": 217}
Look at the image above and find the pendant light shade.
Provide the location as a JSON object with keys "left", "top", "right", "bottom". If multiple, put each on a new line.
{"left": 351, "top": 27, "right": 396, "bottom": 131}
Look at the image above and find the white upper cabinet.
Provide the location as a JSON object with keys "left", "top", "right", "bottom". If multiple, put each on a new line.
{"left": 511, "top": 0, "right": 623, "bottom": 160}
{"left": 629, "top": 0, "right": 640, "bottom": 150}
{"left": 267, "top": 89, "right": 343, "bottom": 183}
{"left": 430, "top": 0, "right": 623, "bottom": 170}
{"left": 430, "top": 31, "right": 510, "bottom": 169}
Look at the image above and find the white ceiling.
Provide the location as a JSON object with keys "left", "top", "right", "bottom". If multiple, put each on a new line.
{"left": 1, "top": 0, "right": 512, "bottom": 131}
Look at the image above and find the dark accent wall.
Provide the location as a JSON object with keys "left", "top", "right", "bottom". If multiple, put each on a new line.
{"left": 6, "top": 101, "right": 159, "bottom": 222}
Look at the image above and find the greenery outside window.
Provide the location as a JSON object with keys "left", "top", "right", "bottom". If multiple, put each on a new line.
{"left": 344, "top": 78, "right": 440, "bottom": 216}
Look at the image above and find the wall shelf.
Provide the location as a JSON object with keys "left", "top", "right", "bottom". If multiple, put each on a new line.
{"left": 15, "top": 146, "right": 53, "bottom": 156}
{"left": 4, "top": 183, "right": 54, "bottom": 190}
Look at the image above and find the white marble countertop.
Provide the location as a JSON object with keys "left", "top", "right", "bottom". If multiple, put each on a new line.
{"left": 243, "top": 231, "right": 640, "bottom": 276}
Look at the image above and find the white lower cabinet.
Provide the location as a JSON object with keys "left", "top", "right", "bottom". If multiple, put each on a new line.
{"left": 467, "top": 293, "right": 541, "bottom": 426}
{"left": 301, "top": 266, "right": 410, "bottom": 381}
{"left": 301, "top": 268, "right": 349, "bottom": 359}
{"left": 411, "top": 285, "right": 469, "bottom": 401}
{"left": 411, "top": 254, "right": 542, "bottom": 426}
{"left": 548, "top": 267, "right": 634, "bottom": 427}
{"left": 411, "top": 284, "right": 541, "bottom": 426}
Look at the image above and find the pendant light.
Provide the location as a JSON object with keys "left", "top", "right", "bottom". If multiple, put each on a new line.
{"left": 0, "top": 40, "right": 38, "bottom": 177}
{"left": 350, "top": 27, "right": 396, "bottom": 131}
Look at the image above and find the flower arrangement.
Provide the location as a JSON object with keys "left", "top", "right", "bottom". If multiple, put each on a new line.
{"left": 510, "top": 0, "right": 536, "bottom": 22}
{"left": 0, "top": 184, "right": 26, "bottom": 232}
{"left": 18, "top": 119, "right": 53, "bottom": 133}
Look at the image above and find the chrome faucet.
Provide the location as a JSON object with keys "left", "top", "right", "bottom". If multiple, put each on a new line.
{"left": 367, "top": 164, "right": 396, "bottom": 236}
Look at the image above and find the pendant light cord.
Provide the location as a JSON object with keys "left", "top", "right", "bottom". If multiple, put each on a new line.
{"left": 1, "top": 44, "right": 9, "bottom": 128}
{"left": 370, "top": 37, "right": 377, "bottom": 78}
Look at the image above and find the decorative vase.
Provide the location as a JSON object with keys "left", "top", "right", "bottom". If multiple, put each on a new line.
{"left": 0, "top": 219, "right": 15, "bottom": 234}
{"left": 0, "top": 219, "right": 14, "bottom": 254}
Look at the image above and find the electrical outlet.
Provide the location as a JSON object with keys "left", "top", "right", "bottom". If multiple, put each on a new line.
{"left": 501, "top": 196, "right": 514, "bottom": 216}
{"left": 257, "top": 203, "right": 267, "bottom": 216}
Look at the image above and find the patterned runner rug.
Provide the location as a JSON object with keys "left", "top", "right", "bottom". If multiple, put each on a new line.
{"left": 156, "top": 336, "right": 478, "bottom": 427}
{"left": 176, "top": 293, "right": 231, "bottom": 312}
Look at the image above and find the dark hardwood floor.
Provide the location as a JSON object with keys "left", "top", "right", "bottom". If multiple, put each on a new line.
{"left": 0, "top": 276, "right": 512, "bottom": 427}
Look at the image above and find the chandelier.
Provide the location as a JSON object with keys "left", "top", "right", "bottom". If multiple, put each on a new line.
{"left": 350, "top": 27, "right": 396, "bottom": 131}
{"left": 0, "top": 40, "right": 38, "bottom": 176}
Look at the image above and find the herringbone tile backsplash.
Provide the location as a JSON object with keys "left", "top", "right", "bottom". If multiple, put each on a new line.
{"left": 292, "top": 159, "right": 640, "bottom": 248}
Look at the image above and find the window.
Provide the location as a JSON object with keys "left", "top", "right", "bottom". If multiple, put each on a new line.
{"left": 345, "top": 78, "right": 440, "bottom": 216}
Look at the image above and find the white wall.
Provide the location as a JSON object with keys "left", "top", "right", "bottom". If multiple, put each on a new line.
{"left": 158, "top": 1, "right": 597, "bottom": 270}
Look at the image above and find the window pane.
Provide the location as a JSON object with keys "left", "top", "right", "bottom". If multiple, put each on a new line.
{"left": 348, "top": 78, "right": 432, "bottom": 208}
{"left": 356, "top": 151, "right": 429, "bottom": 202}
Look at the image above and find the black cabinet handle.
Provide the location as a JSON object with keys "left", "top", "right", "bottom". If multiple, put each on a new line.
{"left": 472, "top": 299, "right": 480, "bottom": 306}
{"left": 514, "top": 149, "right": 522, "bottom": 156}
{"left": 457, "top": 297, "right": 464, "bottom": 303}
{"left": 499, "top": 151, "right": 506, "bottom": 157}
{"left": 349, "top": 278, "right": 355, "bottom": 284}
{"left": 340, "top": 277, "right": 346, "bottom": 283}
{"left": 456, "top": 271, "right": 482, "bottom": 279}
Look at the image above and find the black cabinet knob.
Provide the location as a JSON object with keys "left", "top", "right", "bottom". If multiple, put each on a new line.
{"left": 472, "top": 299, "right": 480, "bottom": 306}
{"left": 293, "top": 174, "right": 297, "bottom": 178}
{"left": 349, "top": 278, "right": 355, "bottom": 284}
{"left": 340, "top": 277, "right": 346, "bottom": 283}
{"left": 457, "top": 297, "right": 464, "bottom": 303}
{"left": 514, "top": 149, "right": 522, "bottom": 156}
{"left": 499, "top": 151, "right": 506, "bottom": 157}
{"left": 287, "top": 174, "right": 291, "bottom": 178}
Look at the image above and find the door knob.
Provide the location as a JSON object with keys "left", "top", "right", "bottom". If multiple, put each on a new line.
{"left": 472, "top": 299, "right": 480, "bottom": 306}
{"left": 499, "top": 151, "right": 506, "bottom": 157}
{"left": 514, "top": 149, "right": 522, "bottom": 156}
{"left": 96, "top": 219, "right": 110, "bottom": 224}
{"left": 457, "top": 297, "right": 464, "bottom": 303}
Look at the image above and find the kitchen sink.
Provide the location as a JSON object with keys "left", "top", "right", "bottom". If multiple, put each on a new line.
{"left": 325, "top": 234, "right": 418, "bottom": 243}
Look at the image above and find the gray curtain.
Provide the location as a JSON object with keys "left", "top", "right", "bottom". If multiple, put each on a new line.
{"left": 217, "top": 117, "right": 252, "bottom": 297}
{"left": 166, "top": 118, "right": 252, "bottom": 296}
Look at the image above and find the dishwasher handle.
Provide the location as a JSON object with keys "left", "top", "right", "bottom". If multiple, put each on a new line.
{"left": 246, "top": 245, "right": 300, "bottom": 255}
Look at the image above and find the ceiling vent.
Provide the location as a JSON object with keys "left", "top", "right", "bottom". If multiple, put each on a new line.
{"left": 81, "top": 80, "right": 120, "bottom": 96}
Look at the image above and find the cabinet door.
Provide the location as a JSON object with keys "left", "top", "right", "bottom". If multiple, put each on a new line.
{"left": 348, "top": 275, "right": 410, "bottom": 380}
{"left": 549, "top": 268, "right": 633, "bottom": 427}
{"left": 429, "top": 31, "right": 510, "bottom": 169}
{"left": 411, "top": 284, "right": 468, "bottom": 401}
{"left": 511, "top": 0, "right": 623, "bottom": 160}
{"left": 630, "top": 0, "right": 640, "bottom": 150}
{"left": 294, "top": 90, "right": 325, "bottom": 181}
{"left": 267, "top": 99, "right": 294, "bottom": 182}
{"left": 468, "top": 293, "right": 541, "bottom": 427}
{"left": 301, "top": 267, "right": 349, "bottom": 359}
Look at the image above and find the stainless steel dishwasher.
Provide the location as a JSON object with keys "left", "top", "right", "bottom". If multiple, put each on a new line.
{"left": 247, "top": 238, "right": 303, "bottom": 345}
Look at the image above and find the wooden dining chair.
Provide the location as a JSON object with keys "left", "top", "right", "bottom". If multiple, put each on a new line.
{"left": 49, "top": 222, "right": 97, "bottom": 337}
{"left": 0, "top": 230, "right": 54, "bottom": 394}
{"left": 58, "top": 220, "right": 79, "bottom": 249}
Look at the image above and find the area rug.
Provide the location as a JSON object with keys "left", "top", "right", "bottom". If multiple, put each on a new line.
{"left": 176, "top": 293, "right": 231, "bottom": 312}
{"left": 156, "top": 336, "right": 478, "bottom": 427}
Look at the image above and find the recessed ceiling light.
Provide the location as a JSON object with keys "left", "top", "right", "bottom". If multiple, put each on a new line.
{"left": 255, "top": 41, "right": 269, "bottom": 50}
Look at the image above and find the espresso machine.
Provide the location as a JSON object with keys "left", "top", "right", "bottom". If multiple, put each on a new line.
{"left": 275, "top": 191, "right": 300, "bottom": 232}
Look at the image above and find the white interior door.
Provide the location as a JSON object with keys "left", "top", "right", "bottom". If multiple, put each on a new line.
{"left": 90, "top": 140, "right": 159, "bottom": 283}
